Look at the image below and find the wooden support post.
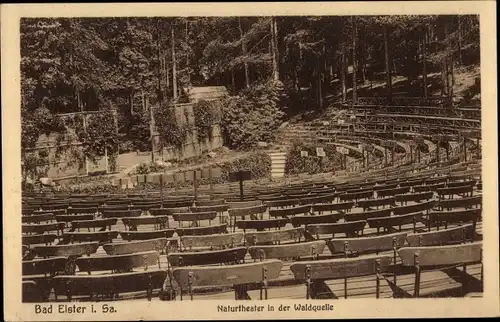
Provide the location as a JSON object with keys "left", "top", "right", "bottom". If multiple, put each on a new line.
{"left": 209, "top": 166, "right": 214, "bottom": 200}
{"left": 193, "top": 170, "right": 198, "bottom": 201}
{"left": 463, "top": 138, "right": 467, "bottom": 162}
{"left": 160, "top": 173, "right": 164, "bottom": 200}
{"left": 239, "top": 173, "right": 244, "bottom": 201}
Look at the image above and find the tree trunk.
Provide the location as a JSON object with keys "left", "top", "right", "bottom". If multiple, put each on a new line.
{"left": 317, "top": 57, "right": 323, "bottom": 109}
{"left": 273, "top": 17, "right": 280, "bottom": 81}
{"left": 351, "top": 17, "right": 357, "bottom": 104}
{"left": 441, "top": 59, "right": 448, "bottom": 97}
{"left": 360, "top": 26, "right": 367, "bottom": 84}
{"left": 172, "top": 25, "right": 178, "bottom": 101}
{"left": 383, "top": 24, "right": 392, "bottom": 102}
{"left": 231, "top": 68, "right": 236, "bottom": 93}
{"left": 341, "top": 43, "right": 347, "bottom": 103}
{"left": 422, "top": 32, "right": 428, "bottom": 98}
{"left": 270, "top": 17, "right": 279, "bottom": 82}
{"left": 457, "top": 16, "right": 463, "bottom": 64}
{"left": 157, "top": 21, "right": 163, "bottom": 104}
{"left": 238, "top": 17, "right": 250, "bottom": 88}
{"left": 185, "top": 20, "right": 190, "bottom": 84}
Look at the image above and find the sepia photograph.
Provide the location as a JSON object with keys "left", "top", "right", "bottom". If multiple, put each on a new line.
{"left": 2, "top": 2, "right": 499, "bottom": 321}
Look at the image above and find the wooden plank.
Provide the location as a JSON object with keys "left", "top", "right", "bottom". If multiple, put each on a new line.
{"left": 64, "top": 231, "right": 119, "bottom": 243}
{"left": 122, "top": 216, "right": 169, "bottom": 228}
{"left": 236, "top": 218, "right": 289, "bottom": 231}
{"left": 22, "top": 234, "right": 57, "bottom": 246}
{"left": 398, "top": 242, "right": 482, "bottom": 266}
{"left": 244, "top": 227, "right": 304, "bottom": 246}
{"left": 227, "top": 200, "right": 262, "bottom": 209}
{"left": 291, "top": 213, "right": 344, "bottom": 227}
{"left": 248, "top": 240, "right": 326, "bottom": 260}
{"left": 71, "top": 218, "right": 118, "bottom": 230}
{"left": 290, "top": 254, "right": 392, "bottom": 280}
{"left": 392, "top": 200, "right": 436, "bottom": 216}
{"left": 344, "top": 208, "right": 391, "bottom": 222}
{"left": 311, "top": 202, "right": 354, "bottom": 214}
{"left": 76, "top": 251, "right": 160, "bottom": 272}
{"left": 22, "top": 213, "right": 56, "bottom": 224}
{"left": 172, "top": 211, "right": 217, "bottom": 222}
{"left": 33, "top": 242, "right": 99, "bottom": 257}
{"left": 269, "top": 205, "right": 312, "bottom": 218}
{"left": 328, "top": 232, "right": 407, "bottom": 254}
{"left": 357, "top": 197, "right": 394, "bottom": 210}
{"left": 395, "top": 192, "right": 433, "bottom": 203}
{"left": 180, "top": 232, "right": 244, "bottom": 249}
{"left": 101, "top": 209, "right": 143, "bottom": 218}
{"left": 228, "top": 205, "right": 268, "bottom": 218}
{"left": 438, "top": 196, "right": 482, "bottom": 210}
{"left": 307, "top": 221, "right": 366, "bottom": 237}
{"left": 367, "top": 213, "right": 423, "bottom": 230}
{"left": 56, "top": 214, "right": 94, "bottom": 223}
{"left": 191, "top": 205, "right": 229, "bottom": 213}
{"left": 406, "top": 224, "right": 475, "bottom": 247}
{"left": 120, "top": 229, "right": 175, "bottom": 241}
{"left": 23, "top": 257, "right": 67, "bottom": 276}
{"left": 168, "top": 247, "right": 247, "bottom": 266}
{"left": 53, "top": 269, "right": 167, "bottom": 298}
{"left": 172, "top": 260, "right": 283, "bottom": 288}
{"left": 103, "top": 238, "right": 168, "bottom": 255}
{"left": 175, "top": 224, "right": 228, "bottom": 237}
{"left": 22, "top": 222, "right": 65, "bottom": 234}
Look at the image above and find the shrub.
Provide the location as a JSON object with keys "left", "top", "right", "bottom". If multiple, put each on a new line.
{"left": 193, "top": 99, "right": 217, "bottom": 142}
{"left": 221, "top": 80, "right": 286, "bottom": 151}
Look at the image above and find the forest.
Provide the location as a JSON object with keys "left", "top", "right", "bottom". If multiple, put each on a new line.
{"left": 21, "top": 15, "right": 480, "bottom": 174}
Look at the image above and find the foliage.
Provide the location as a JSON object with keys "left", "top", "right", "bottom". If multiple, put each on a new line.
{"left": 131, "top": 162, "right": 169, "bottom": 175}
{"left": 120, "top": 110, "right": 151, "bottom": 152}
{"left": 154, "top": 104, "right": 188, "bottom": 151}
{"left": 193, "top": 100, "right": 217, "bottom": 141}
{"left": 285, "top": 142, "right": 343, "bottom": 175}
{"left": 221, "top": 80, "right": 286, "bottom": 150}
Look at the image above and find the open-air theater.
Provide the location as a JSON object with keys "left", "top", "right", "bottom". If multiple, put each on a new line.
{"left": 22, "top": 93, "right": 483, "bottom": 302}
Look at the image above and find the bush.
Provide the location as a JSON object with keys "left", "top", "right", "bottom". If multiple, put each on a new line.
{"left": 285, "top": 142, "right": 343, "bottom": 175}
{"left": 193, "top": 100, "right": 217, "bottom": 142}
{"left": 131, "top": 162, "right": 169, "bottom": 175}
{"left": 221, "top": 80, "right": 286, "bottom": 151}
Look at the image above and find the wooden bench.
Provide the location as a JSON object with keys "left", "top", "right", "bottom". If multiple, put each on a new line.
{"left": 397, "top": 242, "right": 483, "bottom": 297}
{"left": 32, "top": 209, "right": 66, "bottom": 216}
{"left": 121, "top": 216, "right": 169, "bottom": 230}
{"left": 405, "top": 224, "right": 475, "bottom": 246}
{"left": 227, "top": 200, "right": 262, "bottom": 209}
{"left": 119, "top": 229, "right": 175, "bottom": 241}
{"left": 53, "top": 269, "right": 168, "bottom": 301}
{"left": 377, "top": 186, "right": 411, "bottom": 198}
{"left": 22, "top": 213, "right": 56, "bottom": 224}
{"left": 33, "top": 242, "right": 99, "bottom": 258}
{"left": 162, "top": 200, "right": 194, "bottom": 208}
{"left": 22, "top": 234, "right": 57, "bottom": 246}
{"left": 437, "top": 195, "right": 482, "bottom": 210}
{"left": 311, "top": 202, "right": 354, "bottom": 214}
{"left": 22, "top": 222, "right": 65, "bottom": 236}
{"left": 171, "top": 260, "right": 283, "bottom": 300}
{"left": 367, "top": 212, "right": 424, "bottom": 233}
{"left": 338, "top": 190, "right": 373, "bottom": 202}
{"left": 413, "top": 183, "right": 446, "bottom": 193}
{"left": 56, "top": 214, "right": 94, "bottom": 223}
{"left": 437, "top": 186, "right": 474, "bottom": 199}
{"left": 103, "top": 238, "right": 168, "bottom": 255}
{"left": 99, "top": 205, "right": 130, "bottom": 211}
{"left": 175, "top": 224, "right": 228, "bottom": 237}
{"left": 194, "top": 199, "right": 226, "bottom": 207}
{"left": 236, "top": 218, "right": 289, "bottom": 232}
{"left": 425, "top": 209, "right": 481, "bottom": 231}
{"left": 306, "top": 221, "right": 366, "bottom": 239}
{"left": 101, "top": 209, "right": 143, "bottom": 218}
{"left": 447, "top": 180, "right": 477, "bottom": 189}
{"left": 179, "top": 232, "right": 244, "bottom": 250}
{"left": 248, "top": 240, "right": 326, "bottom": 260}
{"left": 228, "top": 205, "right": 268, "bottom": 231}
{"left": 244, "top": 227, "right": 304, "bottom": 246}
{"left": 23, "top": 257, "right": 67, "bottom": 277}
{"left": 75, "top": 251, "right": 160, "bottom": 274}
{"left": 291, "top": 212, "right": 344, "bottom": 227}
{"left": 357, "top": 197, "right": 395, "bottom": 210}
{"left": 373, "top": 183, "right": 399, "bottom": 191}
{"left": 344, "top": 208, "right": 392, "bottom": 222}
{"left": 129, "top": 202, "right": 163, "bottom": 210}
{"left": 327, "top": 232, "right": 407, "bottom": 255}
{"left": 394, "top": 191, "right": 434, "bottom": 205}
{"left": 64, "top": 231, "right": 119, "bottom": 243}
{"left": 299, "top": 193, "right": 338, "bottom": 205}
{"left": 66, "top": 207, "right": 98, "bottom": 215}
{"left": 71, "top": 218, "right": 117, "bottom": 231}
{"left": 290, "top": 254, "right": 392, "bottom": 299}
{"left": 149, "top": 207, "right": 189, "bottom": 216}
{"left": 392, "top": 200, "right": 436, "bottom": 216}
{"left": 268, "top": 204, "right": 312, "bottom": 218}
{"left": 168, "top": 247, "right": 247, "bottom": 267}
{"left": 264, "top": 198, "right": 300, "bottom": 208}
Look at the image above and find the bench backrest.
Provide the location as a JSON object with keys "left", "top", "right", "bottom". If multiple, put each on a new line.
{"left": 119, "top": 229, "right": 175, "bottom": 241}
{"left": 398, "top": 242, "right": 482, "bottom": 267}
{"left": 406, "top": 224, "right": 475, "bottom": 246}
{"left": 168, "top": 247, "right": 247, "bottom": 266}
{"left": 103, "top": 238, "right": 168, "bottom": 255}
{"left": 236, "top": 218, "right": 288, "bottom": 231}
{"left": 175, "top": 224, "right": 228, "bottom": 237}
{"left": 244, "top": 227, "right": 304, "bottom": 246}
{"left": 306, "top": 220, "right": 366, "bottom": 237}
{"left": 33, "top": 242, "right": 99, "bottom": 257}
{"left": 291, "top": 212, "right": 344, "bottom": 227}
{"left": 328, "top": 232, "right": 407, "bottom": 254}
{"left": 269, "top": 204, "right": 312, "bottom": 218}
{"left": 180, "top": 232, "right": 244, "bottom": 249}
{"left": 64, "top": 230, "right": 119, "bottom": 243}
{"left": 344, "top": 208, "right": 392, "bottom": 222}
{"left": 171, "top": 260, "right": 283, "bottom": 288}
{"left": 311, "top": 202, "right": 354, "bottom": 214}
{"left": 248, "top": 240, "right": 326, "bottom": 260}
{"left": 76, "top": 251, "right": 160, "bottom": 272}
